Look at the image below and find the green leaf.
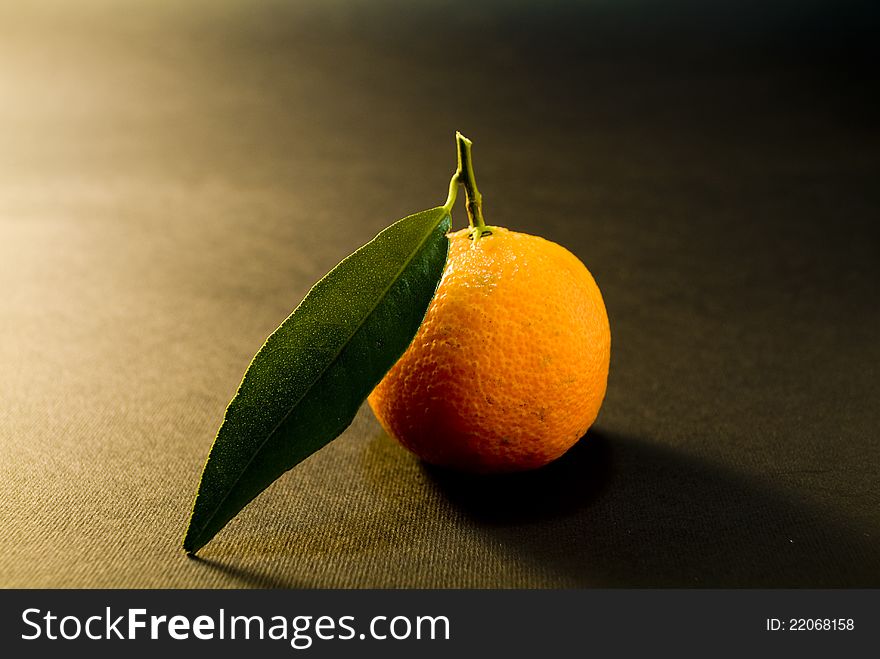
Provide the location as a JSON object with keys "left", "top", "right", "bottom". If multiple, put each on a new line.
{"left": 183, "top": 207, "right": 451, "bottom": 554}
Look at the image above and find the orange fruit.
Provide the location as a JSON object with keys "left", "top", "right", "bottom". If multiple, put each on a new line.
{"left": 368, "top": 225, "right": 610, "bottom": 473}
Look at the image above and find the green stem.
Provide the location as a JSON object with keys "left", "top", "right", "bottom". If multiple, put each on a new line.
{"left": 443, "top": 167, "right": 459, "bottom": 212}
{"left": 455, "top": 132, "right": 488, "bottom": 234}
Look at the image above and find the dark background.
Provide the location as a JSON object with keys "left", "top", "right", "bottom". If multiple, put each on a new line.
{"left": 1, "top": 0, "right": 878, "bottom": 587}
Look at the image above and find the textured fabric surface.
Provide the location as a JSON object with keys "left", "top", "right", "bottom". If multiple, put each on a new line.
{"left": 1, "top": 0, "right": 878, "bottom": 588}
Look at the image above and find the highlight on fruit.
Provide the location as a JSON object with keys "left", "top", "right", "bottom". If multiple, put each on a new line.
{"left": 182, "top": 132, "right": 610, "bottom": 554}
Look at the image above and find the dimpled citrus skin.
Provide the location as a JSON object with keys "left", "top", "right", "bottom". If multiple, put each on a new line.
{"left": 368, "top": 226, "right": 611, "bottom": 473}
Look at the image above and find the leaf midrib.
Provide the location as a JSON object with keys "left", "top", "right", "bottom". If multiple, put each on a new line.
{"left": 187, "top": 212, "right": 447, "bottom": 546}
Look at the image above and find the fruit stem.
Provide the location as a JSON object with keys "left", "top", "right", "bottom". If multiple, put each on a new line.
{"left": 455, "top": 132, "right": 489, "bottom": 236}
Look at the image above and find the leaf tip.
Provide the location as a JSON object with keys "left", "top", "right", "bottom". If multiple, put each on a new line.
{"left": 182, "top": 520, "right": 204, "bottom": 556}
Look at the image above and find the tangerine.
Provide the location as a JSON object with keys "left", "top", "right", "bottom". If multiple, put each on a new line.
{"left": 369, "top": 228, "right": 609, "bottom": 473}
{"left": 368, "top": 133, "right": 610, "bottom": 473}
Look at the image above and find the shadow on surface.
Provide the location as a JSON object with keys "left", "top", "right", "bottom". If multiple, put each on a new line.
{"left": 423, "top": 432, "right": 613, "bottom": 525}
{"left": 424, "top": 429, "right": 880, "bottom": 587}
{"left": 187, "top": 555, "right": 301, "bottom": 589}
